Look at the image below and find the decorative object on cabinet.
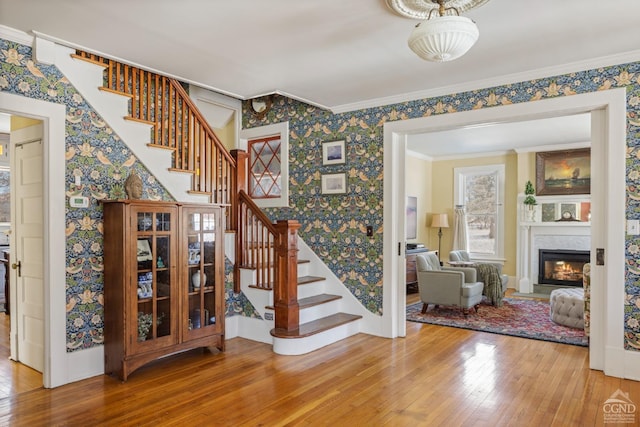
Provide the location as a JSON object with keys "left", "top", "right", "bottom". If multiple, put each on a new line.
{"left": 124, "top": 172, "right": 143, "bottom": 199}
{"left": 137, "top": 312, "right": 153, "bottom": 342}
{"left": 192, "top": 271, "right": 206, "bottom": 290}
{"left": 536, "top": 148, "right": 591, "bottom": 196}
{"left": 102, "top": 199, "right": 225, "bottom": 381}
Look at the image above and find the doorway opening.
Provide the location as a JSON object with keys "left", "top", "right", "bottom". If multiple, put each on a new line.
{"left": 384, "top": 88, "right": 627, "bottom": 376}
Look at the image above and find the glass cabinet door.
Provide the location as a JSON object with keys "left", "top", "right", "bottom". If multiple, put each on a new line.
{"left": 134, "top": 207, "right": 176, "bottom": 346}
{"left": 184, "top": 208, "right": 218, "bottom": 338}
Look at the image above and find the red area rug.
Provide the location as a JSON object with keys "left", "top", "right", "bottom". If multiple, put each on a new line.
{"left": 407, "top": 297, "right": 588, "bottom": 347}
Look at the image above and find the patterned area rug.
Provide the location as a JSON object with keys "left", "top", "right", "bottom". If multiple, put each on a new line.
{"left": 407, "top": 297, "right": 588, "bottom": 347}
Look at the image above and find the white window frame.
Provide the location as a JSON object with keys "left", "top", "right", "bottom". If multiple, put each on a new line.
{"left": 454, "top": 164, "right": 505, "bottom": 261}
{"left": 239, "top": 122, "right": 289, "bottom": 208}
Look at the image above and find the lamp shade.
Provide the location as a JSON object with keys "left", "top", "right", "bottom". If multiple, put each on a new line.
{"left": 430, "top": 213, "right": 449, "bottom": 228}
{"left": 408, "top": 15, "right": 479, "bottom": 62}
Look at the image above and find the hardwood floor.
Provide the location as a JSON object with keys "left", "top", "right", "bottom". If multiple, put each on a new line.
{"left": 0, "top": 308, "right": 638, "bottom": 426}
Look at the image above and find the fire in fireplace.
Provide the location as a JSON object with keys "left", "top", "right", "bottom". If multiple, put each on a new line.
{"left": 538, "top": 249, "right": 590, "bottom": 287}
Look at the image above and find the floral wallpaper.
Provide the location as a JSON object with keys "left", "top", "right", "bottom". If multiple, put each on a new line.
{"left": 244, "top": 66, "right": 640, "bottom": 350}
{"left": 0, "top": 37, "right": 258, "bottom": 352}
{"left": 3, "top": 33, "right": 640, "bottom": 352}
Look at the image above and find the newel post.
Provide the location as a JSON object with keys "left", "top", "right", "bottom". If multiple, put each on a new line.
{"left": 231, "top": 149, "right": 248, "bottom": 293}
{"left": 274, "top": 220, "right": 301, "bottom": 331}
{"left": 230, "top": 149, "right": 248, "bottom": 216}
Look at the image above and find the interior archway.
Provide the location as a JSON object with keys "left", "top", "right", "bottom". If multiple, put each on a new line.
{"left": 383, "top": 88, "right": 627, "bottom": 377}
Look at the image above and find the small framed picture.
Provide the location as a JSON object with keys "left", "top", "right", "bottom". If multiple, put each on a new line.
{"left": 321, "top": 173, "right": 347, "bottom": 194}
{"left": 322, "top": 140, "right": 346, "bottom": 166}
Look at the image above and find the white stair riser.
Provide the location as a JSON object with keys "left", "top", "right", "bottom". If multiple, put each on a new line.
{"left": 272, "top": 320, "right": 361, "bottom": 356}
{"left": 297, "top": 281, "right": 326, "bottom": 299}
{"left": 296, "top": 262, "right": 310, "bottom": 277}
{"left": 299, "top": 299, "right": 341, "bottom": 324}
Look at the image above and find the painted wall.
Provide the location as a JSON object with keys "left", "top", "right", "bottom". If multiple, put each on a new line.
{"left": 406, "top": 154, "right": 431, "bottom": 246}
{"left": 3, "top": 33, "right": 640, "bottom": 352}
{"left": 10, "top": 115, "right": 40, "bottom": 130}
{"left": 430, "top": 153, "right": 518, "bottom": 275}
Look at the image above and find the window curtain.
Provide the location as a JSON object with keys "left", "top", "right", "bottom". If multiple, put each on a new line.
{"left": 452, "top": 205, "right": 469, "bottom": 252}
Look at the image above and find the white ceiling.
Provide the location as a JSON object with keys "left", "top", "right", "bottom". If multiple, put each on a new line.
{"left": 407, "top": 113, "right": 591, "bottom": 159}
{"left": 0, "top": 0, "right": 634, "bottom": 156}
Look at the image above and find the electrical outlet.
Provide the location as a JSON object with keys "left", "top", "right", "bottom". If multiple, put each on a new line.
{"left": 366, "top": 225, "right": 373, "bottom": 237}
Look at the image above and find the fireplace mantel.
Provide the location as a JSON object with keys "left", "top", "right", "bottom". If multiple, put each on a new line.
{"left": 517, "top": 206, "right": 591, "bottom": 293}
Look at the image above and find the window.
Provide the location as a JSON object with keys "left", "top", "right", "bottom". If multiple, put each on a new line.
{"left": 454, "top": 165, "right": 505, "bottom": 259}
{"left": 248, "top": 136, "right": 281, "bottom": 199}
{"left": 239, "top": 122, "right": 289, "bottom": 208}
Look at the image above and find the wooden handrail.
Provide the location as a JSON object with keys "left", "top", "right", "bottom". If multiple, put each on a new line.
{"left": 75, "top": 51, "right": 301, "bottom": 331}
{"left": 237, "top": 191, "right": 300, "bottom": 331}
{"left": 237, "top": 190, "right": 277, "bottom": 292}
{"left": 74, "top": 51, "right": 236, "bottom": 225}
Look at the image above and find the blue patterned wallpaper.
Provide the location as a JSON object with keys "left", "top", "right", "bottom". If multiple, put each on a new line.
{"left": 3, "top": 34, "right": 640, "bottom": 352}
{"left": 244, "top": 65, "right": 640, "bottom": 351}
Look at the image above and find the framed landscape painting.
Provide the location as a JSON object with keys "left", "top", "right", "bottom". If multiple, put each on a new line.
{"left": 536, "top": 148, "right": 591, "bottom": 195}
{"left": 0, "top": 167, "right": 9, "bottom": 224}
{"left": 321, "top": 173, "right": 347, "bottom": 194}
{"left": 406, "top": 196, "right": 417, "bottom": 239}
{"left": 322, "top": 140, "right": 346, "bottom": 166}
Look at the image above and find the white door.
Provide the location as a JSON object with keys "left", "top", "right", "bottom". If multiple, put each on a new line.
{"left": 11, "top": 124, "right": 44, "bottom": 373}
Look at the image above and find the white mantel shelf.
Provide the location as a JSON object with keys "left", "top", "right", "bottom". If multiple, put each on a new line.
{"left": 521, "top": 221, "right": 591, "bottom": 227}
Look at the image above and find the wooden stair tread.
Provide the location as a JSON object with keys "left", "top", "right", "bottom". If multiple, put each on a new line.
{"left": 270, "top": 313, "right": 362, "bottom": 339}
{"left": 297, "top": 275, "right": 325, "bottom": 285}
{"left": 168, "top": 167, "right": 197, "bottom": 175}
{"left": 248, "top": 275, "right": 325, "bottom": 290}
{"left": 146, "top": 143, "right": 175, "bottom": 151}
{"left": 124, "top": 116, "right": 156, "bottom": 126}
{"left": 240, "top": 259, "right": 310, "bottom": 270}
{"left": 298, "top": 293, "right": 341, "bottom": 308}
{"left": 98, "top": 86, "right": 134, "bottom": 98}
{"left": 265, "top": 293, "right": 341, "bottom": 311}
{"left": 70, "top": 53, "right": 108, "bottom": 67}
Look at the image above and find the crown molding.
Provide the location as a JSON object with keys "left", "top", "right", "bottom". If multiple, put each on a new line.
{"left": 331, "top": 49, "right": 640, "bottom": 114}
{"left": 0, "top": 25, "right": 33, "bottom": 46}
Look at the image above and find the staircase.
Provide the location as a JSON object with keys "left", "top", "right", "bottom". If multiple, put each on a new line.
{"left": 61, "top": 46, "right": 363, "bottom": 354}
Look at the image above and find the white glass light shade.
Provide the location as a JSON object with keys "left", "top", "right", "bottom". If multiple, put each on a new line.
{"left": 408, "top": 15, "right": 479, "bottom": 62}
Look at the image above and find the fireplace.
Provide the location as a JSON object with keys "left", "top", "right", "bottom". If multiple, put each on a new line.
{"left": 538, "top": 249, "right": 590, "bottom": 287}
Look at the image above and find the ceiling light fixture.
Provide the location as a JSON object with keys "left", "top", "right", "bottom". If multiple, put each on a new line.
{"left": 386, "top": 0, "right": 489, "bottom": 62}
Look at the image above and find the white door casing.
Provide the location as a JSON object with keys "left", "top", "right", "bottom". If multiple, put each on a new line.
{"left": 11, "top": 126, "right": 44, "bottom": 373}
{"left": 383, "top": 88, "right": 630, "bottom": 378}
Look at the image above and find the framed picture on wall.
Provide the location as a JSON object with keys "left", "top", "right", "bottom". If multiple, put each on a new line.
{"left": 322, "top": 140, "right": 346, "bottom": 166}
{"left": 536, "top": 148, "right": 591, "bottom": 195}
{"left": 321, "top": 173, "right": 347, "bottom": 194}
{"left": 0, "top": 167, "right": 9, "bottom": 224}
{"left": 406, "top": 196, "right": 417, "bottom": 239}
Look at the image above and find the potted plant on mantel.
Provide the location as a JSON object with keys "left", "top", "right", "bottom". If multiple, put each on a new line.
{"left": 523, "top": 180, "right": 537, "bottom": 222}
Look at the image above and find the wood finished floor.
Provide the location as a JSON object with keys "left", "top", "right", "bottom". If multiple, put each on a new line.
{"left": 0, "top": 295, "right": 638, "bottom": 426}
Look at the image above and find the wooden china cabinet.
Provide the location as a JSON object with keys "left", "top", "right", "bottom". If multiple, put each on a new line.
{"left": 102, "top": 199, "right": 225, "bottom": 381}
